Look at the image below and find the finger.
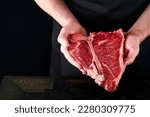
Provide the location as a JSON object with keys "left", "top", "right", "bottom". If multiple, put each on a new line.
{"left": 124, "top": 49, "right": 137, "bottom": 65}
{"left": 60, "top": 46, "right": 82, "bottom": 70}
{"left": 124, "top": 58, "right": 133, "bottom": 66}
{"left": 96, "top": 75, "right": 105, "bottom": 82}
{"left": 80, "top": 69, "right": 87, "bottom": 75}
{"left": 57, "top": 31, "right": 68, "bottom": 48}
{"left": 95, "top": 78, "right": 102, "bottom": 86}
{"left": 124, "top": 40, "right": 135, "bottom": 65}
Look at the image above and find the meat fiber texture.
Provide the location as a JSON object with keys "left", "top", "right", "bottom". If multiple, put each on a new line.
{"left": 67, "top": 29, "right": 126, "bottom": 92}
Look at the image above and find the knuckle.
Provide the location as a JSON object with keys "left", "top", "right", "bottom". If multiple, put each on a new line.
{"left": 58, "top": 36, "right": 68, "bottom": 47}
{"left": 57, "top": 33, "right": 65, "bottom": 44}
{"left": 127, "top": 47, "right": 134, "bottom": 52}
{"left": 57, "top": 35, "right": 62, "bottom": 44}
{"left": 60, "top": 46, "right": 64, "bottom": 53}
{"left": 128, "top": 59, "right": 134, "bottom": 65}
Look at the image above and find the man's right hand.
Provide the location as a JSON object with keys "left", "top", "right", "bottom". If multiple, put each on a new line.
{"left": 57, "top": 21, "right": 87, "bottom": 74}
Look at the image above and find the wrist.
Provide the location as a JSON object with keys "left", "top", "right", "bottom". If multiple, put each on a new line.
{"left": 62, "top": 18, "right": 80, "bottom": 27}
{"left": 128, "top": 28, "right": 147, "bottom": 43}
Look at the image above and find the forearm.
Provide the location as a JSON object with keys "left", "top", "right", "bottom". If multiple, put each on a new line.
{"left": 129, "top": 4, "right": 150, "bottom": 43}
{"left": 34, "top": 0, "right": 79, "bottom": 27}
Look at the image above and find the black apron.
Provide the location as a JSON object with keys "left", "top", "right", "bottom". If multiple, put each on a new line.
{"left": 50, "top": 0, "right": 150, "bottom": 77}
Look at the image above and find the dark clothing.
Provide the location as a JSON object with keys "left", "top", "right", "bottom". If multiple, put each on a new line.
{"left": 65, "top": 0, "right": 149, "bottom": 31}
{"left": 50, "top": 0, "right": 150, "bottom": 77}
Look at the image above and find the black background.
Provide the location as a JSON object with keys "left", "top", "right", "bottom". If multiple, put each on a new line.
{"left": 1, "top": 1, "right": 150, "bottom": 78}
{"left": 1, "top": 1, "right": 52, "bottom": 76}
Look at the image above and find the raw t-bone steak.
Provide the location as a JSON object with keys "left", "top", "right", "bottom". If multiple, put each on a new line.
{"left": 67, "top": 29, "right": 126, "bottom": 92}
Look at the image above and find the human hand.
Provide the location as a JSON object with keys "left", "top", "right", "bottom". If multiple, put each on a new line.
{"left": 124, "top": 30, "right": 145, "bottom": 65}
{"left": 57, "top": 21, "right": 87, "bottom": 74}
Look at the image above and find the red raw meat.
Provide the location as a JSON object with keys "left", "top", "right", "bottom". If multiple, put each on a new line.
{"left": 67, "top": 29, "right": 126, "bottom": 92}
